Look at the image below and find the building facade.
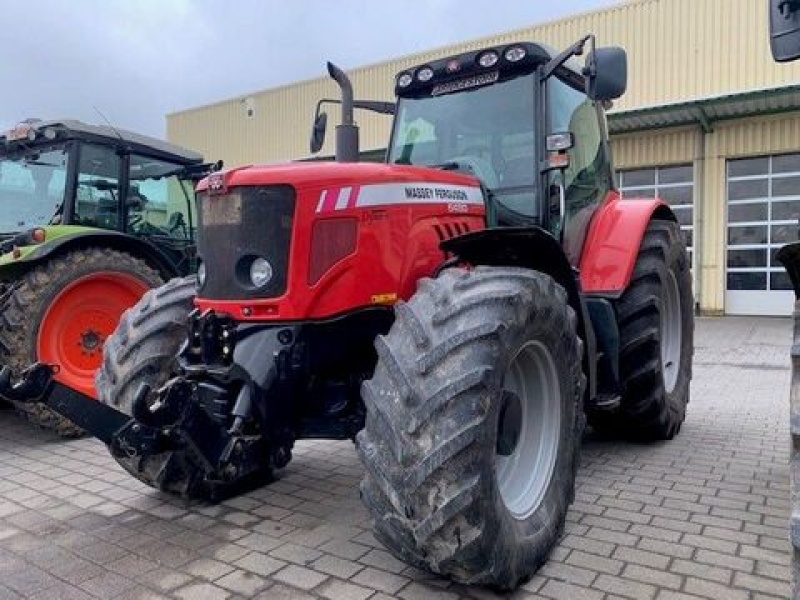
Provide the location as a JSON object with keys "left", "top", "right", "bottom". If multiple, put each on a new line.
{"left": 167, "top": 0, "right": 800, "bottom": 316}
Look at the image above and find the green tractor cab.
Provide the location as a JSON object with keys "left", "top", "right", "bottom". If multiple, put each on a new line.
{"left": 0, "top": 119, "right": 213, "bottom": 435}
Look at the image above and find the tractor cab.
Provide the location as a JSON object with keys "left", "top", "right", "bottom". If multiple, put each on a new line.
{"left": 0, "top": 119, "right": 205, "bottom": 272}
{"left": 386, "top": 40, "right": 625, "bottom": 262}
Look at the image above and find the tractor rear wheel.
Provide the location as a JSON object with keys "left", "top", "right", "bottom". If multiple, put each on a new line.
{"left": 587, "top": 219, "right": 693, "bottom": 440}
{"left": 357, "top": 267, "right": 584, "bottom": 589}
{"left": 0, "top": 248, "right": 163, "bottom": 436}
{"left": 95, "top": 276, "right": 206, "bottom": 496}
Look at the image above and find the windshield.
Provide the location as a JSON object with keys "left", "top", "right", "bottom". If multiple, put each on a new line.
{"left": 0, "top": 146, "right": 68, "bottom": 232}
{"left": 388, "top": 73, "right": 537, "bottom": 218}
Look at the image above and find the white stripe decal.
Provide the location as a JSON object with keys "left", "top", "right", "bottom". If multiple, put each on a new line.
{"left": 355, "top": 182, "right": 483, "bottom": 208}
{"left": 335, "top": 186, "right": 352, "bottom": 210}
{"left": 316, "top": 189, "right": 328, "bottom": 213}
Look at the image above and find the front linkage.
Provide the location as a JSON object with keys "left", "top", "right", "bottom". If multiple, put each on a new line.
{"left": 1, "top": 309, "right": 291, "bottom": 498}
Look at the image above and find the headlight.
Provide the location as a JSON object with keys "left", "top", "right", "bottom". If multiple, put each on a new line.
{"left": 250, "top": 257, "right": 273, "bottom": 288}
{"left": 397, "top": 72, "right": 413, "bottom": 88}
{"left": 477, "top": 50, "right": 499, "bottom": 68}
{"left": 504, "top": 46, "right": 527, "bottom": 62}
{"left": 416, "top": 66, "right": 434, "bottom": 82}
{"left": 197, "top": 261, "right": 206, "bottom": 288}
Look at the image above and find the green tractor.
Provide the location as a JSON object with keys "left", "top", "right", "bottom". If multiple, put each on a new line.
{"left": 0, "top": 119, "right": 209, "bottom": 435}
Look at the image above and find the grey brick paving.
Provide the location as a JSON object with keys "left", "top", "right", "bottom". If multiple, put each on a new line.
{"left": 0, "top": 316, "right": 792, "bottom": 598}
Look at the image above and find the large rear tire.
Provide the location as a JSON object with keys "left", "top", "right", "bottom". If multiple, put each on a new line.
{"left": 587, "top": 219, "right": 693, "bottom": 440}
{"left": 95, "top": 276, "right": 208, "bottom": 496}
{"left": 357, "top": 267, "right": 584, "bottom": 589}
{"left": 0, "top": 248, "right": 163, "bottom": 436}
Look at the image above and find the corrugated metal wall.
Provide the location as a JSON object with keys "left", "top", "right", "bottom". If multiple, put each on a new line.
{"left": 611, "top": 126, "right": 696, "bottom": 168}
{"left": 167, "top": 0, "right": 800, "bottom": 164}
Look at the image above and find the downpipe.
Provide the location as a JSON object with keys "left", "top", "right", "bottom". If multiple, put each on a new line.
{"left": 776, "top": 242, "right": 800, "bottom": 597}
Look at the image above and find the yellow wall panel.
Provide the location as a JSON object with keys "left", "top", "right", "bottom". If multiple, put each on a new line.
{"left": 611, "top": 126, "right": 697, "bottom": 168}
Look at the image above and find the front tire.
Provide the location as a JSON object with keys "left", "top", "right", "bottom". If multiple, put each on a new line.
{"left": 587, "top": 219, "right": 693, "bottom": 440}
{"left": 95, "top": 276, "right": 205, "bottom": 496}
{"left": 357, "top": 267, "right": 584, "bottom": 589}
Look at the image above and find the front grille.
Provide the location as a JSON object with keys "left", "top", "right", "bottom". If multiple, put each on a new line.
{"left": 197, "top": 185, "right": 294, "bottom": 299}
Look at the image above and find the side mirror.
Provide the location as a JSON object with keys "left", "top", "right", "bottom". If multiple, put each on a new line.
{"left": 770, "top": 0, "right": 800, "bottom": 62}
{"left": 310, "top": 112, "right": 328, "bottom": 154}
{"left": 586, "top": 46, "right": 627, "bottom": 102}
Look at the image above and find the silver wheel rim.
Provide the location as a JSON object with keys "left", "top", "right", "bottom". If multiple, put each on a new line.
{"left": 495, "top": 340, "right": 561, "bottom": 520}
{"left": 661, "top": 270, "right": 682, "bottom": 394}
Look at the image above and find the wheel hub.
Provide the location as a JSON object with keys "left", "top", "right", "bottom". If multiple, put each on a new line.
{"left": 496, "top": 390, "right": 522, "bottom": 456}
{"left": 80, "top": 329, "right": 102, "bottom": 353}
{"left": 495, "top": 340, "right": 561, "bottom": 520}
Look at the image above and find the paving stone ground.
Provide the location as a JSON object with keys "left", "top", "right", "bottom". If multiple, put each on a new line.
{"left": 0, "top": 316, "right": 792, "bottom": 599}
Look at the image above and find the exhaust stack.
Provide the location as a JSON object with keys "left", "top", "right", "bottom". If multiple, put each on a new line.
{"left": 327, "top": 62, "right": 359, "bottom": 162}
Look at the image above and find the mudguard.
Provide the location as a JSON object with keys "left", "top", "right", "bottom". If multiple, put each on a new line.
{"left": 776, "top": 242, "right": 800, "bottom": 595}
{"left": 0, "top": 226, "right": 183, "bottom": 279}
{"left": 579, "top": 193, "right": 676, "bottom": 296}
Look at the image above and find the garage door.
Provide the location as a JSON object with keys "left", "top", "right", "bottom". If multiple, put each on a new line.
{"left": 726, "top": 154, "right": 799, "bottom": 316}
{"left": 618, "top": 164, "right": 694, "bottom": 277}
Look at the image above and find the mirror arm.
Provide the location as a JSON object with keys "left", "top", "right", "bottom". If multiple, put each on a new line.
{"left": 541, "top": 34, "right": 593, "bottom": 80}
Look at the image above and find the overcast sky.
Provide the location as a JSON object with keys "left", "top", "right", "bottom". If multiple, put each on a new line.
{"left": 2, "top": 0, "right": 620, "bottom": 138}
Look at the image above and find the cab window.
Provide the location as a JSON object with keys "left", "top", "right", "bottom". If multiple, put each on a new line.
{"left": 126, "top": 155, "right": 193, "bottom": 241}
{"left": 547, "top": 76, "right": 611, "bottom": 260}
{"left": 75, "top": 144, "right": 121, "bottom": 229}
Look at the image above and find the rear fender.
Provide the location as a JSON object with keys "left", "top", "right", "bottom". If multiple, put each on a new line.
{"left": 580, "top": 192, "right": 677, "bottom": 296}
{"left": 441, "top": 227, "right": 597, "bottom": 400}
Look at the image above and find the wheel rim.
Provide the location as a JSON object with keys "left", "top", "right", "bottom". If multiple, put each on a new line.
{"left": 37, "top": 272, "right": 151, "bottom": 399}
{"left": 660, "top": 270, "right": 682, "bottom": 394}
{"left": 495, "top": 340, "right": 561, "bottom": 520}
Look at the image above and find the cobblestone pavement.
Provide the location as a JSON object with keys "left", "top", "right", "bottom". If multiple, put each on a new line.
{"left": 0, "top": 316, "right": 792, "bottom": 599}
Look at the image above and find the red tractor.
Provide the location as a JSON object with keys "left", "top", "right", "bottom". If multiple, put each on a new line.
{"left": 11, "top": 35, "right": 693, "bottom": 588}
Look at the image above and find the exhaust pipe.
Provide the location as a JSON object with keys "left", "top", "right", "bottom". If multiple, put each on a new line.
{"left": 327, "top": 62, "right": 359, "bottom": 162}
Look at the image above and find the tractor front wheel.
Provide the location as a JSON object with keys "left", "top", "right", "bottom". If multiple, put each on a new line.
{"left": 95, "top": 276, "right": 208, "bottom": 496}
{"left": 357, "top": 267, "right": 584, "bottom": 589}
{"left": 0, "top": 248, "right": 163, "bottom": 436}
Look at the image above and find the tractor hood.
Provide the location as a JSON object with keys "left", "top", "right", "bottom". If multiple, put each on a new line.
{"left": 196, "top": 161, "right": 483, "bottom": 199}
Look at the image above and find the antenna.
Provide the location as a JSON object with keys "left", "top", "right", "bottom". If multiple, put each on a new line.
{"left": 92, "top": 106, "right": 125, "bottom": 144}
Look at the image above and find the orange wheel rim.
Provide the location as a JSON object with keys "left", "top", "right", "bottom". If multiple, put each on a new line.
{"left": 37, "top": 272, "right": 150, "bottom": 399}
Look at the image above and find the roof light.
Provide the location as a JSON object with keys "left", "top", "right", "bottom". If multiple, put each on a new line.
{"left": 417, "top": 67, "right": 434, "bottom": 82}
{"left": 446, "top": 59, "right": 461, "bottom": 73}
{"left": 477, "top": 51, "right": 499, "bottom": 68}
{"left": 397, "top": 72, "right": 413, "bottom": 88}
{"left": 504, "top": 45, "right": 527, "bottom": 62}
{"left": 43, "top": 128, "right": 57, "bottom": 140}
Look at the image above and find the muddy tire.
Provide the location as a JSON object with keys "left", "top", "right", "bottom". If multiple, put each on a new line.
{"left": 95, "top": 276, "right": 206, "bottom": 496}
{"left": 0, "top": 248, "right": 163, "bottom": 437}
{"left": 587, "top": 219, "right": 693, "bottom": 440}
{"left": 357, "top": 267, "right": 584, "bottom": 589}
